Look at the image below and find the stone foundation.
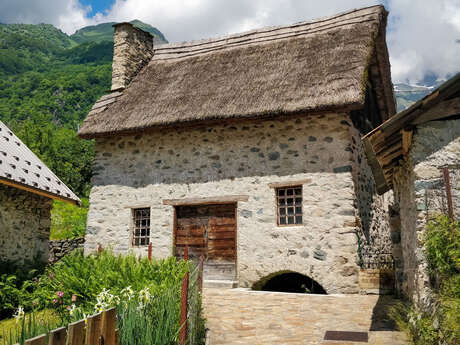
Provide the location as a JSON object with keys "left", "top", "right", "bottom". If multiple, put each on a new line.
{"left": 0, "top": 184, "right": 53, "bottom": 264}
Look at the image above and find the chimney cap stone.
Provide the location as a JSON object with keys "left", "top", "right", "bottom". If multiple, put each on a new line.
{"left": 112, "top": 22, "right": 154, "bottom": 38}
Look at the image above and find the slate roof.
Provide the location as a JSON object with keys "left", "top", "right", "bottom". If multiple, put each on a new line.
{"left": 79, "top": 5, "right": 395, "bottom": 138}
{"left": 0, "top": 120, "right": 81, "bottom": 205}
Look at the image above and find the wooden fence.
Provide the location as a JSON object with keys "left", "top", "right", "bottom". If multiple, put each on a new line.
{"left": 19, "top": 308, "right": 118, "bottom": 345}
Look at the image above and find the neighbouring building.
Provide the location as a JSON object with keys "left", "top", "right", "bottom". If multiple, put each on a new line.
{"left": 363, "top": 73, "right": 460, "bottom": 305}
{"left": 79, "top": 5, "right": 397, "bottom": 293}
{"left": 0, "top": 121, "right": 80, "bottom": 264}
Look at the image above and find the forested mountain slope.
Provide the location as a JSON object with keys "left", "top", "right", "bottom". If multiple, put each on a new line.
{"left": 0, "top": 21, "right": 166, "bottom": 197}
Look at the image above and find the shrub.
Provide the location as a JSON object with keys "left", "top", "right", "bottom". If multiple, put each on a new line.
{"left": 30, "top": 249, "right": 188, "bottom": 316}
{"left": 390, "top": 215, "right": 460, "bottom": 344}
{"left": 0, "top": 260, "right": 46, "bottom": 319}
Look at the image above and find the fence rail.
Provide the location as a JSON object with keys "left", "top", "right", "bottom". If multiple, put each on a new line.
{"left": 18, "top": 308, "right": 118, "bottom": 345}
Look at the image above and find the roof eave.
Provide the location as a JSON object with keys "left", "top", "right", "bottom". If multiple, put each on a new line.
{"left": 78, "top": 103, "right": 363, "bottom": 140}
{"left": 0, "top": 177, "right": 81, "bottom": 206}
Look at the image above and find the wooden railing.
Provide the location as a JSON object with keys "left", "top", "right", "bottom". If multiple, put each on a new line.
{"left": 19, "top": 308, "right": 118, "bottom": 345}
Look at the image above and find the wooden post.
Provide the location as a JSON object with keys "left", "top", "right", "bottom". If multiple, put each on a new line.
{"left": 98, "top": 244, "right": 103, "bottom": 254}
{"left": 101, "top": 308, "right": 117, "bottom": 345}
{"left": 443, "top": 167, "right": 454, "bottom": 222}
{"left": 148, "top": 242, "right": 152, "bottom": 261}
{"left": 68, "top": 320, "right": 85, "bottom": 345}
{"left": 179, "top": 247, "right": 189, "bottom": 345}
{"left": 48, "top": 327, "right": 66, "bottom": 345}
{"left": 85, "top": 313, "right": 102, "bottom": 345}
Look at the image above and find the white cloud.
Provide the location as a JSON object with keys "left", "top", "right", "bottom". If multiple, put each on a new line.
{"left": 386, "top": 0, "right": 460, "bottom": 83}
{"left": 0, "top": 0, "right": 459, "bottom": 83}
{"left": 0, "top": 0, "right": 97, "bottom": 33}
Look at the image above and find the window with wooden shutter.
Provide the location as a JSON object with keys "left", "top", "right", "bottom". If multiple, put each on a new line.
{"left": 276, "top": 186, "right": 303, "bottom": 226}
{"left": 132, "top": 208, "right": 150, "bottom": 246}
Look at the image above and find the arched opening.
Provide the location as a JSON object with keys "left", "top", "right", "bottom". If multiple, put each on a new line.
{"left": 253, "top": 271, "right": 327, "bottom": 294}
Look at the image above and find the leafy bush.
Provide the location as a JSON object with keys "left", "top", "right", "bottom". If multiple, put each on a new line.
{"left": 0, "top": 261, "right": 46, "bottom": 319}
{"left": 390, "top": 215, "right": 460, "bottom": 344}
{"left": 50, "top": 199, "right": 89, "bottom": 240}
{"left": 425, "top": 215, "right": 460, "bottom": 279}
{"left": 30, "top": 250, "right": 188, "bottom": 315}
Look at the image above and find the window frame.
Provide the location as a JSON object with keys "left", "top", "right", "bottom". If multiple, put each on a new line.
{"left": 131, "top": 207, "right": 151, "bottom": 247}
{"left": 275, "top": 185, "right": 303, "bottom": 227}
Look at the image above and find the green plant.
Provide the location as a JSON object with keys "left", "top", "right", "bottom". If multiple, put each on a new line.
{"left": 390, "top": 215, "right": 460, "bottom": 344}
{"left": 1, "top": 310, "right": 62, "bottom": 345}
{"left": 50, "top": 198, "right": 89, "bottom": 240}
{"left": 31, "top": 250, "right": 188, "bottom": 317}
{"left": 0, "top": 260, "right": 46, "bottom": 319}
{"left": 425, "top": 215, "right": 460, "bottom": 279}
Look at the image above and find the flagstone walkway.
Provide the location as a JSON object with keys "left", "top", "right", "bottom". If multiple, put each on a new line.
{"left": 202, "top": 288, "right": 408, "bottom": 345}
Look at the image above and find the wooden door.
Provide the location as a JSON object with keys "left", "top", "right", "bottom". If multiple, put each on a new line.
{"left": 175, "top": 204, "right": 236, "bottom": 262}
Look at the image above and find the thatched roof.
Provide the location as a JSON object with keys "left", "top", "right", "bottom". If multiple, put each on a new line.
{"left": 79, "top": 5, "right": 394, "bottom": 138}
{"left": 0, "top": 121, "right": 81, "bottom": 205}
{"left": 363, "top": 73, "right": 460, "bottom": 194}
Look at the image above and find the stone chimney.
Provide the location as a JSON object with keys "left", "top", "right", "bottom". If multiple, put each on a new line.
{"left": 111, "top": 23, "right": 154, "bottom": 91}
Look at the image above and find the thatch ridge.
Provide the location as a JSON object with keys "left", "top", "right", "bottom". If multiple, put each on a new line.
{"left": 79, "top": 5, "right": 392, "bottom": 138}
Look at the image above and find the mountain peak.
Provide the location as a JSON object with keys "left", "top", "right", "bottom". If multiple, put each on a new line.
{"left": 70, "top": 20, "right": 167, "bottom": 44}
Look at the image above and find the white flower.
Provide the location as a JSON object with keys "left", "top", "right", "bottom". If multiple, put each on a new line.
{"left": 121, "top": 286, "right": 134, "bottom": 300}
{"left": 14, "top": 306, "right": 25, "bottom": 321}
{"left": 139, "top": 288, "right": 151, "bottom": 303}
{"left": 69, "top": 304, "right": 77, "bottom": 317}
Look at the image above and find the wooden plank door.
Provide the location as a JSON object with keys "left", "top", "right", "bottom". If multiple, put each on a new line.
{"left": 175, "top": 206, "right": 207, "bottom": 259}
{"left": 175, "top": 204, "right": 236, "bottom": 262}
{"left": 207, "top": 215, "right": 236, "bottom": 261}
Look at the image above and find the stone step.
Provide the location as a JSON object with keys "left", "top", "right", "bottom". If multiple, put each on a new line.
{"left": 203, "top": 280, "right": 238, "bottom": 289}
{"left": 203, "top": 262, "right": 236, "bottom": 281}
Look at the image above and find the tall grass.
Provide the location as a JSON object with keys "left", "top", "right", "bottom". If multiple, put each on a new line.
{"left": 118, "top": 288, "right": 181, "bottom": 345}
{"left": 1, "top": 311, "right": 62, "bottom": 345}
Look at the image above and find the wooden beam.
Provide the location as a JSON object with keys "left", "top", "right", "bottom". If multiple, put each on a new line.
{"left": 401, "top": 129, "right": 413, "bottom": 156}
{"left": 412, "top": 98, "right": 460, "bottom": 125}
{"left": 267, "top": 179, "right": 312, "bottom": 188}
{"left": 163, "top": 195, "right": 248, "bottom": 206}
{"left": 0, "top": 177, "right": 80, "bottom": 206}
{"left": 362, "top": 138, "right": 389, "bottom": 195}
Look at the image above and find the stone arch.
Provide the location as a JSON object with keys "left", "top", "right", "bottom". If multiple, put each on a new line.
{"left": 252, "top": 270, "right": 327, "bottom": 294}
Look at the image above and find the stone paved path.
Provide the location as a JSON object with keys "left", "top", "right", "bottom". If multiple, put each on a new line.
{"left": 203, "top": 288, "right": 408, "bottom": 345}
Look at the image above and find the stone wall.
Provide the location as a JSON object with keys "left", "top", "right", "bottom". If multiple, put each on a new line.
{"left": 0, "top": 184, "right": 53, "bottom": 264}
{"left": 393, "top": 119, "right": 460, "bottom": 306}
{"left": 111, "top": 23, "right": 153, "bottom": 91}
{"left": 349, "top": 125, "right": 393, "bottom": 263}
{"left": 86, "top": 113, "right": 390, "bottom": 293}
{"left": 49, "top": 237, "right": 85, "bottom": 263}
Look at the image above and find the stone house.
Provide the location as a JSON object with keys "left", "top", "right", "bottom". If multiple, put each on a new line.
{"left": 79, "top": 5, "right": 397, "bottom": 293}
{"left": 363, "top": 73, "right": 460, "bottom": 305}
{"left": 0, "top": 120, "right": 80, "bottom": 264}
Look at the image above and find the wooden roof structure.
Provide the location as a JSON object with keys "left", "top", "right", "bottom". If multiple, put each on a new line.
{"left": 363, "top": 73, "right": 460, "bottom": 194}
{"left": 0, "top": 120, "right": 81, "bottom": 205}
{"left": 79, "top": 5, "right": 395, "bottom": 138}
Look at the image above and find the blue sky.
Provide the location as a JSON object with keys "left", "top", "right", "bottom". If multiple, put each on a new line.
{"left": 79, "top": 0, "right": 114, "bottom": 16}
{"left": 0, "top": 0, "right": 459, "bottom": 83}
